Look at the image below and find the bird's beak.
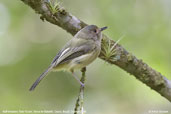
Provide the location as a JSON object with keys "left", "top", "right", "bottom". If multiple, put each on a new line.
{"left": 100, "top": 26, "right": 108, "bottom": 31}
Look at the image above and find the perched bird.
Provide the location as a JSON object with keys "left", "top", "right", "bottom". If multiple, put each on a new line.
{"left": 29, "top": 25, "right": 107, "bottom": 91}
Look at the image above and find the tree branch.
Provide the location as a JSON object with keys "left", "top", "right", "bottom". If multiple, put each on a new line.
{"left": 21, "top": 0, "right": 171, "bottom": 102}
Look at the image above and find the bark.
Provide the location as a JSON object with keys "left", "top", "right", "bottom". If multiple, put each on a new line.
{"left": 20, "top": 0, "right": 171, "bottom": 102}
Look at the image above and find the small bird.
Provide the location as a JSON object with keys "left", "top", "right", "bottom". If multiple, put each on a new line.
{"left": 29, "top": 25, "right": 107, "bottom": 91}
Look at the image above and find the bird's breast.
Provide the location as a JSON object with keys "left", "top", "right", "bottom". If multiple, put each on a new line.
{"left": 68, "top": 49, "right": 100, "bottom": 70}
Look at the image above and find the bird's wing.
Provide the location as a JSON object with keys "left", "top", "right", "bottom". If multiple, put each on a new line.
{"left": 51, "top": 38, "right": 95, "bottom": 66}
{"left": 51, "top": 38, "right": 73, "bottom": 64}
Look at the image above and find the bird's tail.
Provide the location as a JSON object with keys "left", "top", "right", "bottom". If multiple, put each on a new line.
{"left": 29, "top": 65, "right": 53, "bottom": 91}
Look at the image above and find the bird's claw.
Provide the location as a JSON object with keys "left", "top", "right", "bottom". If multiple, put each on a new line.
{"left": 80, "top": 82, "right": 85, "bottom": 87}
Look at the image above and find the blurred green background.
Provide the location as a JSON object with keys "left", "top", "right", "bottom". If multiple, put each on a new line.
{"left": 0, "top": 0, "right": 171, "bottom": 114}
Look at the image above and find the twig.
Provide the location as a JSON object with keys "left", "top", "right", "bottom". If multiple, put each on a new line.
{"left": 74, "top": 67, "right": 86, "bottom": 114}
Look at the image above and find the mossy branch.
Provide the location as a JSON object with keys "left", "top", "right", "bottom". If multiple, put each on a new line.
{"left": 20, "top": 0, "right": 171, "bottom": 102}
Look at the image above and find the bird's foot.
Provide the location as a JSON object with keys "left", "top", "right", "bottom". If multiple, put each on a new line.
{"left": 80, "top": 82, "right": 85, "bottom": 87}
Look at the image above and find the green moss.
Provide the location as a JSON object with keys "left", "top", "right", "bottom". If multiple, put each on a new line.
{"left": 101, "top": 38, "right": 121, "bottom": 62}
{"left": 59, "top": 8, "right": 67, "bottom": 15}
{"left": 133, "top": 59, "right": 138, "bottom": 66}
{"left": 142, "top": 64, "right": 147, "bottom": 71}
{"left": 46, "top": 0, "right": 62, "bottom": 14}
{"left": 155, "top": 76, "right": 165, "bottom": 86}
{"left": 127, "top": 53, "right": 134, "bottom": 62}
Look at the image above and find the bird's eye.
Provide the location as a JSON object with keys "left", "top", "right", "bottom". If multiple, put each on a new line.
{"left": 93, "top": 29, "right": 97, "bottom": 33}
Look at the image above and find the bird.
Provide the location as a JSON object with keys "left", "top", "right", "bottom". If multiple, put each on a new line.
{"left": 29, "top": 25, "right": 107, "bottom": 91}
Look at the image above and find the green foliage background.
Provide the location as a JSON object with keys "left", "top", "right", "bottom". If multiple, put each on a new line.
{"left": 0, "top": 0, "right": 170, "bottom": 114}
